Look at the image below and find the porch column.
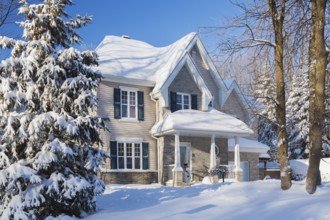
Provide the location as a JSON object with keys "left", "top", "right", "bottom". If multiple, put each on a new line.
{"left": 172, "top": 133, "right": 183, "bottom": 186}
{"left": 234, "top": 136, "right": 243, "bottom": 181}
{"left": 210, "top": 134, "right": 216, "bottom": 168}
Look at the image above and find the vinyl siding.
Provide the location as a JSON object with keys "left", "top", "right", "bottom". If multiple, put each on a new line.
{"left": 97, "top": 81, "right": 157, "bottom": 170}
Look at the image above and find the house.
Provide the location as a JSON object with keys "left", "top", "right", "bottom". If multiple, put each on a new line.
{"left": 95, "top": 33, "right": 269, "bottom": 186}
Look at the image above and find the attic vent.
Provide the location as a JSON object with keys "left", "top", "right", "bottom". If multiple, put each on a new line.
{"left": 121, "top": 35, "right": 131, "bottom": 39}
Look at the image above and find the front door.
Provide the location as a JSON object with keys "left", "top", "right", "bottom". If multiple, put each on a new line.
{"left": 180, "top": 143, "right": 191, "bottom": 183}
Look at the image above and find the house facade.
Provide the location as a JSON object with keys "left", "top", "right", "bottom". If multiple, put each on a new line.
{"left": 95, "top": 33, "right": 269, "bottom": 186}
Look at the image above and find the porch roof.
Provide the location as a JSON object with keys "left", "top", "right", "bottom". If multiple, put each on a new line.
{"left": 151, "top": 109, "right": 253, "bottom": 137}
{"left": 228, "top": 138, "right": 270, "bottom": 154}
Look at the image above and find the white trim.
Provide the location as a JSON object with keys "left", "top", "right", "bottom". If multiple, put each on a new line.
{"left": 115, "top": 137, "right": 143, "bottom": 142}
{"left": 228, "top": 138, "right": 269, "bottom": 154}
{"left": 120, "top": 87, "right": 138, "bottom": 119}
{"left": 228, "top": 146, "right": 268, "bottom": 153}
{"left": 117, "top": 142, "right": 143, "bottom": 170}
{"left": 119, "top": 86, "right": 139, "bottom": 92}
{"left": 173, "top": 134, "right": 183, "bottom": 171}
{"left": 153, "top": 128, "right": 252, "bottom": 138}
{"left": 210, "top": 134, "right": 216, "bottom": 168}
{"left": 194, "top": 38, "right": 226, "bottom": 88}
{"left": 176, "top": 92, "right": 191, "bottom": 110}
{"left": 103, "top": 75, "right": 155, "bottom": 87}
{"left": 119, "top": 118, "right": 140, "bottom": 123}
{"left": 101, "top": 169, "right": 158, "bottom": 173}
{"left": 157, "top": 54, "right": 212, "bottom": 111}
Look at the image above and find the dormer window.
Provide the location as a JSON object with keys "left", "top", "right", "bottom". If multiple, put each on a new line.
{"left": 170, "top": 92, "right": 198, "bottom": 112}
{"left": 176, "top": 92, "right": 191, "bottom": 110}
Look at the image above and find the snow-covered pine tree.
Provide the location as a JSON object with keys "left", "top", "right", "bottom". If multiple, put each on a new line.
{"left": 253, "top": 63, "right": 277, "bottom": 159}
{"left": 0, "top": 0, "right": 107, "bottom": 219}
{"left": 286, "top": 70, "right": 309, "bottom": 159}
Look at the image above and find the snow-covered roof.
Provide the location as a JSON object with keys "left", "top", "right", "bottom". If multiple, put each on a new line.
{"left": 95, "top": 33, "right": 214, "bottom": 109}
{"left": 228, "top": 138, "right": 269, "bottom": 153}
{"left": 259, "top": 153, "right": 271, "bottom": 159}
{"left": 222, "top": 79, "right": 251, "bottom": 119}
{"left": 151, "top": 109, "right": 253, "bottom": 137}
{"left": 95, "top": 33, "right": 196, "bottom": 90}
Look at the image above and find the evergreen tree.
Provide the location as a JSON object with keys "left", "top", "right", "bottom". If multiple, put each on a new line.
{"left": 254, "top": 63, "right": 278, "bottom": 159}
{"left": 286, "top": 70, "right": 309, "bottom": 159}
{"left": 0, "top": 0, "right": 107, "bottom": 219}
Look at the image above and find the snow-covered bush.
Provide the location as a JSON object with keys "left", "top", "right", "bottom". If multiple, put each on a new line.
{"left": 0, "top": 0, "right": 107, "bottom": 219}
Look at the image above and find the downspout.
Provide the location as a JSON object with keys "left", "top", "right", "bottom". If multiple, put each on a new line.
{"left": 150, "top": 93, "right": 162, "bottom": 184}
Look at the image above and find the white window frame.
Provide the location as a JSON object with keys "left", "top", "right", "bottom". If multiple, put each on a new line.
{"left": 120, "top": 86, "right": 138, "bottom": 119}
{"left": 177, "top": 92, "right": 191, "bottom": 110}
{"left": 117, "top": 142, "right": 143, "bottom": 170}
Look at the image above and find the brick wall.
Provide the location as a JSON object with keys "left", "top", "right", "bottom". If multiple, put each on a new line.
{"left": 222, "top": 92, "right": 249, "bottom": 125}
{"left": 99, "top": 171, "right": 158, "bottom": 184}
{"left": 162, "top": 135, "right": 228, "bottom": 183}
{"left": 168, "top": 65, "right": 202, "bottom": 110}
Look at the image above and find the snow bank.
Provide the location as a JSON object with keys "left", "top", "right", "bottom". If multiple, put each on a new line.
{"left": 290, "top": 158, "right": 330, "bottom": 181}
{"left": 63, "top": 181, "right": 330, "bottom": 220}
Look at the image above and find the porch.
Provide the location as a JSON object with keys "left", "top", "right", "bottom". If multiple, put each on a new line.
{"left": 151, "top": 109, "right": 254, "bottom": 186}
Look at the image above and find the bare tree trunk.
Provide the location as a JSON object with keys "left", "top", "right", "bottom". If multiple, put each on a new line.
{"left": 306, "top": 0, "right": 328, "bottom": 194}
{"left": 268, "top": 0, "right": 292, "bottom": 190}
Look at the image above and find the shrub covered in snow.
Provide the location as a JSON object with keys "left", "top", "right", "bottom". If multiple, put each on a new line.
{"left": 0, "top": 0, "right": 107, "bottom": 219}
{"left": 290, "top": 159, "right": 330, "bottom": 181}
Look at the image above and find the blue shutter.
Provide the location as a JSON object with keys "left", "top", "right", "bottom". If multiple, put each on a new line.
{"left": 110, "top": 141, "right": 117, "bottom": 169}
{"left": 191, "top": 94, "right": 198, "bottom": 110}
{"left": 142, "top": 142, "right": 149, "bottom": 170}
{"left": 138, "top": 91, "right": 144, "bottom": 121}
{"left": 170, "top": 92, "right": 177, "bottom": 112}
{"left": 114, "top": 88, "right": 121, "bottom": 119}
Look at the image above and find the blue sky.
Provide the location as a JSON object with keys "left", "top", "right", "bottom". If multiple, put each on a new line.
{"left": 66, "top": 0, "right": 238, "bottom": 51}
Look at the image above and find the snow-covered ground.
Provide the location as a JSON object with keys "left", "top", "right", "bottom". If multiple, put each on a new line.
{"left": 53, "top": 180, "right": 330, "bottom": 220}
{"left": 48, "top": 158, "right": 330, "bottom": 220}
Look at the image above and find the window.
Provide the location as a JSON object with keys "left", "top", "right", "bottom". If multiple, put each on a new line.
{"left": 121, "top": 89, "right": 137, "bottom": 119}
{"left": 110, "top": 141, "right": 148, "bottom": 170}
{"left": 170, "top": 92, "right": 198, "bottom": 112}
{"left": 119, "top": 142, "right": 140, "bottom": 170}
{"left": 176, "top": 92, "right": 191, "bottom": 110}
{"left": 114, "top": 87, "right": 144, "bottom": 120}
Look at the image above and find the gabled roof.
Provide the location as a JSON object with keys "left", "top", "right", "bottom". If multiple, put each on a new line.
{"left": 222, "top": 79, "right": 251, "bottom": 117}
{"left": 151, "top": 109, "right": 253, "bottom": 137}
{"left": 95, "top": 33, "right": 196, "bottom": 89}
{"left": 95, "top": 33, "right": 215, "bottom": 109}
